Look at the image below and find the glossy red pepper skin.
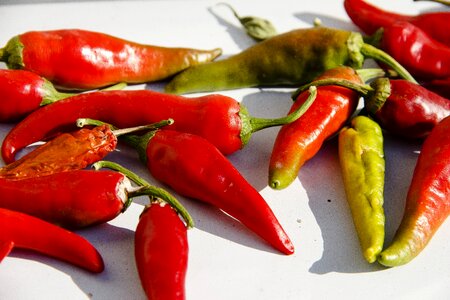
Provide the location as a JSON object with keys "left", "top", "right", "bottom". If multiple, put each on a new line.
{"left": 1, "top": 90, "right": 248, "bottom": 163}
{"left": 1, "top": 125, "right": 117, "bottom": 174}
{"left": 378, "top": 115, "right": 450, "bottom": 266}
{"left": 366, "top": 78, "right": 450, "bottom": 139}
{"left": 0, "top": 208, "right": 104, "bottom": 273}
{"left": 378, "top": 21, "right": 450, "bottom": 80}
{"left": 0, "top": 29, "right": 221, "bottom": 90}
{"left": 269, "top": 66, "right": 361, "bottom": 190}
{"left": 135, "top": 129, "right": 294, "bottom": 255}
{"left": 135, "top": 202, "right": 188, "bottom": 300}
{"left": 344, "top": 0, "right": 450, "bottom": 47}
{"left": 0, "top": 170, "right": 128, "bottom": 228}
{"left": 421, "top": 77, "right": 450, "bottom": 99}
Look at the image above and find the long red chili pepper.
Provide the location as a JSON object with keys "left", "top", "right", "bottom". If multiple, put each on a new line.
{"left": 0, "top": 29, "right": 222, "bottom": 90}
{"left": 378, "top": 115, "right": 450, "bottom": 266}
{"left": 268, "top": 66, "right": 362, "bottom": 190}
{"left": 374, "top": 21, "right": 450, "bottom": 80}
{"left": 1, "top": 88, "right": 316, "bottom": 164}
{"left": 120, "top": 128, "right": 294, "bottom": 255}
{"left": 0, "top": 207, "right": 104, "bottom": 273}
{"left": 344, "top": 0, "right": 450, "bottom": 47}
{"left": 135, "top": 200, "right": 189, "bottom": 300}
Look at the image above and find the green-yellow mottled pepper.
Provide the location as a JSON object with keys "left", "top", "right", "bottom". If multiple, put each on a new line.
{"left": 165, "top": 26, "right": 416, "bottom": 94}
{"left": 338, "top": 115, "right": 385, "bottom": 263}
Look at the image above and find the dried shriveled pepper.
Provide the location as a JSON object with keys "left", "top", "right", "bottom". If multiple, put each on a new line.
{"left": 0, "top": 207, "right": 104, "bottom": 273}
{"left": 164, "top": 26, "right": 416, "bottom": 94}
{"left": 344, "top": 0, "right": 450, "bottom": 47}
{"left": 269, "top": 66, "right": 362, "bottom": 190}
{"left": 1, "top": 88, "right": 316, "bottom": 163}
{"left": 378, "top": 115, "right": 450, "bottom": 267}
{"left": 0, "top": 29, "right": 222, "bottom": 90}
{"left": 300, "top": 77, "right": 450, "bottom": 139}
{"left": 338, "top": 115, "right": 385, "bottom": 263}
{"left": 120, "top": 127, "right": 294, "bottom": 255}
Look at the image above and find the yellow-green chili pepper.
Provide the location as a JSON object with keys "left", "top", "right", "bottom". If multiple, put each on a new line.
{"left": 338, "top": 115, "right": 385, "bottom": 263}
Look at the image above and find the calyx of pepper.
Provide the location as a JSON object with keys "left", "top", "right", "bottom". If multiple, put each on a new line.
{"left": 238, "top": 86, "right": 318, "bottom": 147}
{"left": 0, "top": 36, "right": 24, "bottom": 69}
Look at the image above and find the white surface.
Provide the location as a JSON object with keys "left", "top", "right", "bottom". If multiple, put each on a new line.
{"left": 0, "top": 0, "right": 449, "bottom": 299}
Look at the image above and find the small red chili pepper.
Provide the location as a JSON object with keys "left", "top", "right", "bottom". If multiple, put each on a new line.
{"left": 378, "top": 115, "right": 450, "bottom": 266}
{"left": 344, "top": 0, "right": 450, "bottom": 47}
{"left": 135, "top": 200, "right": 189, "bottom": 300}
{"left": 1, "top": 88, "right": 316, "bottom": 164}
{"left": 268, "top": 66, "right": 362, "bottom": 190}
{"left": 297, "top": 77, "right": 450, "bottom": 139}
{"left": 121, "top": 128, "right": 294, "bottom": 255}
{"left": 0, "top": 29, "right": 222, "bottom": 90}
{"left": 0, "top": 207, "right": 104, "bottom": 273}
{"left": 372, "top": 21, "right": 450, "bottom": 80}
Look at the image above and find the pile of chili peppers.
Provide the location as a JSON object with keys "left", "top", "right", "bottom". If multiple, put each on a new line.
{"left": 0, "top": 1, "right": 449, "bottom": 298}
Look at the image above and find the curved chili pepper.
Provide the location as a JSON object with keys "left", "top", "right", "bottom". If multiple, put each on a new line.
{"left": 378, "top": 115, "right": 450, "bottom": 267}
{"left": 344, "top": 0, "right": 450, "bottom": 47}
{"left": 268, "top": 66, "right": 362, "bottom": 190}
{"left": 0, "top": 29, "right": 222, "bottom": 90}
{"left": 135, "top": 200, "right": 189, "bottom": 300}
{"left": 123, "top": 128, "right": 294, "bottom": 255}
{"left": 0, "top": 207, "right": 104, "bottom": 273}
{"left": 299, "top": 77, "right": 450, "bottom": 139}
{"left": 164, "top": 26, "right": 416, "bottom": 94}
{"left": 338, "top": 115, "right": 385, "bottom": 263}
{"left": 1, "top": 88, "right": 316, "bottom": 164}
{"left": 373, "top": 21, "right": 450, "bottom": 80}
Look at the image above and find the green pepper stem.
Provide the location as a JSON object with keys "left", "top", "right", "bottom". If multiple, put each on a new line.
{"left": 249, "top": 86, "right": 317, "bottom": 133}
{"left": 292, "top": 78, "right": 374, "bottom": 98}
{"left": 92, "top": 160, "right": 194, "bottom": 228}
{"left": 355, "top": 68, "right": 386, "bottom": 83}
{"left": 360, "top": 43, "right": 417, "bottom": 84}
{"left": 76, "top": 118, "right": 174, "bottom": 137}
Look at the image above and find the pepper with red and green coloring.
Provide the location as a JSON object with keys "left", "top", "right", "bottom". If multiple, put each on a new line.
{"left": 378, "top": 115, "right": 450, "bottom": 267}
{"left": 0, "top": 29, "right": 222, "bottom": 90}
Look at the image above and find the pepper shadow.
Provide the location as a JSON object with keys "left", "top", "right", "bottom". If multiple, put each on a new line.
{"left": 304, "top": 133, "right": 420, "bottom": 274}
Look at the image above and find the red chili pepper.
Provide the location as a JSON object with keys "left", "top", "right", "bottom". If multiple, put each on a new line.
{"left": 0, "top": 207, "right": 104, "bottom": 273}
{"left": 1, "top": 88, "right": 316, "bottom": 164}
{"left": 344, "top": 0, "right": 450, "bottom": 47}
{"left": 374, "top": 21, "right": 450, "bottom": 80}
{"left": 421, "top": 77, "right": 450, "bottom": 99}
{"left": 378, "top": 115, "right": 450, "bottom": 266}
{"left": 124, "top": 129, "right": 294, "bottom": 255}
{"left": 0, "top": 29, "right": 222, "bottom": 90}
{"left": 268, "top": 66, "right": 362, "bottom": 190}
{"left": 135, "top": 200, "right": 189, "bottom": 300}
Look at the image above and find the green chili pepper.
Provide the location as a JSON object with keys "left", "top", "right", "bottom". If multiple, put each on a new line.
{"left": 165, "top": 26, "right": 416, "bottom": 94}
{"left": 338, "top": 115, "right": 385, "bottom": 263}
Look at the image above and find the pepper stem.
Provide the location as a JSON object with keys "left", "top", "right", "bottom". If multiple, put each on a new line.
{"left": 292, "top": 78, "right": 374, "bottom": 99}
{"left": 360, "top": 43, "right": 417, "bottom": 84}
{"left": 92, "top": 160, "right": 194, "bottom": 228}
{"left": 243, "top": 86, "right": 317, "bottom": 141}
{"left": 76, "top": 118, "right": 174, "bottom": 137}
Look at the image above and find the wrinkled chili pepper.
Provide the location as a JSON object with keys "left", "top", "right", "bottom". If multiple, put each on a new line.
{"left": 1, "top": 87, "right": 317, "bottom": 163}
{"left": 164, "top": 25, "right": 416, "bottom": 94}
{"left": 299, "top": 77, "right": 450, "bottom": 139}
{"left": 0, "top": 29, "right": 222, "bottom": 90}
{"left": 135, "top": 200, "right": 189, "bottom": 300}
{"left": 378, "top": 115, "right": 450, "bottom": 267}
{"left": 268, "top": 66, "right": 363, "bottom": 190}
{"left": 344, "top": 0, "right": 450, "bottom": 47}
{"left": 116, "top": 127, "right": 294, "bottom": 255}
{"left": 370, "top": 21, "right": 450, "bottom": 80}
{"left": 338, "top": 115, "right": 385, "bottom": 263}
{"left": 0, "top": 207, "right": 104, "bottom": 273}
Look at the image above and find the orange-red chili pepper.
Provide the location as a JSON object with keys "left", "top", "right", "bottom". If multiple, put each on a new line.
{"left": 378, "top": 115, "right": 450, "bottom": 266}
{"left": 0, "top": 207, "right": 104, "bottom": 273}
{"left": 0, "top": 29, "right": 221, "bottom": 90}
{"left": 1, "top": 88, "right": 316, "bottom": 164}
{"left": 269, "top": 66, "right": 362, "bottom": 190}
{"left": 344, "top": 0, "right": 450, "bottom": 47}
